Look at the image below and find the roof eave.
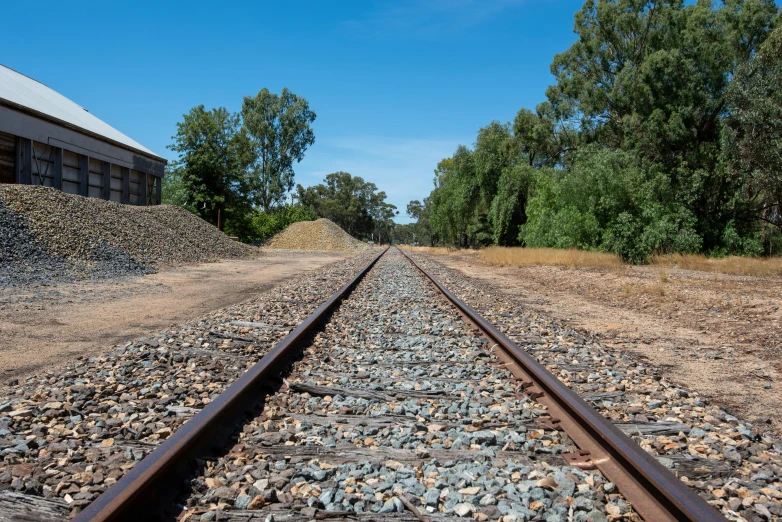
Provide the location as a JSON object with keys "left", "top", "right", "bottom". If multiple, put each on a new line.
{"left": 0, "top": 98, "right": 167, "bottom": 164}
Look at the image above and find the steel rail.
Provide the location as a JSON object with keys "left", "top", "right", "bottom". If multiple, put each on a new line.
{"left": 397, "top": 246, "right": 723, "bottom": 522}
{"left": 74, "top": 247, "right": 388, "bottom": 522}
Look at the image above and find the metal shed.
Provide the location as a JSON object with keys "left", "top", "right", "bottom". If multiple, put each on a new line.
{"left": 0, "top": 64, "right": 166, "bottom": 205}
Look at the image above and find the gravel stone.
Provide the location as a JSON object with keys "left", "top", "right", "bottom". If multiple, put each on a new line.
{"left": 0, "top": 251, "right": 375, "bottom": 518}
{"left": 411, "top": 252, "right": 782, "bottom": 521}
{"left": 0, "top": 185, "right": 254, "bottom": 286}
{"left": 179, "top": 251, "right": 634, "bottom": 519}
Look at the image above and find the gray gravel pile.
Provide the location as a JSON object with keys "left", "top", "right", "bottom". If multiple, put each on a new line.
{"left": 264, "top": 219, "right": 370, "bottom": 252}
{"left": 0, "top": 185, "right": 254, "bottom": 285}
{"left": 183, "top": 250, "right": 634, "bottom": 521}
{"left": 0, "top": 198, "right": 77, "bottom": 286}
{"left": 0, "top": 253, "right": 375, "bottom": 518}
{"left": 411, "top": 252, "right": 782, "bottom": 521}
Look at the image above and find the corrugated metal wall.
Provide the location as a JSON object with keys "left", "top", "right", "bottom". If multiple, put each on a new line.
{"left": 62, "top": 150, "right": 81, "bottom": 195}
{"left": 87, "top": 157, "right": 104, "bottom": 199}
{"left": 2, "top": 133, "right": 162, "bottom": 205}
{"left": 30, "top": 141, "right": 55, "bottom": 187}
{"left": 110, "top": 163, "right": 123, "bottom": 202}
{"left": 0, "top": 132, "right": 15, "bottom": 184}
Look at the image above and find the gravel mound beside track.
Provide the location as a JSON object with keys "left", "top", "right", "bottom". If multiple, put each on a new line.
{"left": 0, "top": 185, "right": 255, "bottom": 285}
{"left": 264, "top": 218, "right": 370, "bottom": 252}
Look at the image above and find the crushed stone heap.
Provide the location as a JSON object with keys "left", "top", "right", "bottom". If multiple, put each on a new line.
{"left": 263, "top": 218, "right": 370, "bottom": 252}
{"left": 0, "top": 185, "right": 255, "bottom": 286}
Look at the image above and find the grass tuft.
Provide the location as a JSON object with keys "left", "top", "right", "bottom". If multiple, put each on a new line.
{"left": 619, "top": 283, "right": 666, "bottom": 298}
{"left": 479, "top": 246, "right": 624, "bottom": 269}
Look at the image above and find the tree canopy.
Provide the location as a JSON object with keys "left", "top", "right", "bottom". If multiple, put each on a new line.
{"left": 166, "top": 89, "right": 319, "bottom": 241}
{"left": 167, "top": 105, "right": 252, "bottom": 231}
{"left": 242, "top": 88, "right": 316, "bottom": 212}
{"left": 413, "top": 0, "right": 780, "bottom": 261}
{"left": 296, "top": 172, "right": 398, "bottom": 243}
{"left": 724, "top": 23, "right": 782, "bottom": 252}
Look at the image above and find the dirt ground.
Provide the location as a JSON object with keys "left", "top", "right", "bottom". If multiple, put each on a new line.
{"left": 0, "top": 250, "right": 351, "bottom": 380}
{"left": 425, "top": 252, "right": 782, "bottom": 434}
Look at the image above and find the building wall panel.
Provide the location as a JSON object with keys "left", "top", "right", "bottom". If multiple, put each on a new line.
{"left": 110, "top": 164, "right": 122, "bottom": 202}
{"left": 62, "top": 150, "right": 80, "bottom": 183}
{"left": 62, "top": 180, "right": 79, "bottom": 195}
{"left": 62, "top": 150, "right": 80, "bottom": 168}
{"left": 0, "top": 105, "right": 165, "bottom": 177}
{"left": 129, "top": 169, "right": 141, "bottom": 205}
{"left": 88, "top": 158, "right": 103, "bottom": 191}
{"left": 0, "top": 131, "right": 15, "bottom": 184}
{"left": 62, "top": 164, "right": 80, "bottom": 183}
{"left": 30, "top": 141, "right": 55, "bottom": 187}
{"left": 0, "top": 128, "right": 161, "bottom": 205}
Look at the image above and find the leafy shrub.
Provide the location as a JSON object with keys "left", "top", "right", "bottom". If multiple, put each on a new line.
{"left": 250, "top": 204, "right": 318, "bottom": 243}
{"left": 520, "top": 147, "right": 704, "bottom": 263}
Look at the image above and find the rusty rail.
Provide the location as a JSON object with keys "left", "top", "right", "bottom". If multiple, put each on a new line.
{"left": 397, "top": 247, "right": 723, "bottom": 522}
{"left": 73, "top": 248, "right": 388, "bottom": 522}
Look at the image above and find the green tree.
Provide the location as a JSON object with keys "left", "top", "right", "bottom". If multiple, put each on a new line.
{"left": 167, "top": 105, "right": 251, "bottom": 229}
{"left": 406, "top": 198, "right": 433, "bottom": 246}
{"left": 371, "top": 202, "right": 399, "bottom": 245}
{"left": 520, "top": 147, "right": 702, "bottom": 262}
{"left": 297, "top": 172, "right": 397, "bottom": 242}
{"left": 488, "top": 164, "right": 535, "bottom": 245}
{"left": 392, "top": 223, "right": 416, "bottom": 245}
{"left": 161, "top": 164, "right": 196, "bottom": 213}
{"left": 724, "top": 24, "right": 782, "bottom": 251}
{"left": 547, "top": 0, "right": 778, "bottom": 250}
{"left": 250, "top": 204, "right": 318, "bottom": 243}
{"left": 511, "top": 103, "right": 578, "bottom": 168}
{"left": 429, "top": 148, "right": 479, "bottom": 247}
{"left": 242, "top": 88, "right": 316, "bottom": 212}
{"left": 417, "top": 0, "right": 780, "bottom": 258}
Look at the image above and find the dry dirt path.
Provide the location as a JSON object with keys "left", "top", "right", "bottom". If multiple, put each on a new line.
{"left": 422, "top": 252, "right": 782, "bottom": 434}
{"left": 0, "top": 250, "right": 351, "bottom": 380}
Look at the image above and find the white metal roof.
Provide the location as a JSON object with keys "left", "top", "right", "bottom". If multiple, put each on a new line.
{"left": 0, "top": 64, "right": 162, "bottom": 159}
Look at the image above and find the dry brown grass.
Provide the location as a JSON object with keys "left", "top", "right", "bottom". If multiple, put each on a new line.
{"left": 652, "top": 253, "right": 782, "bottom": 277}
{"left": 398, "top": 245, "right": 469, "bottom": 256}
{"left": 479, "top": 246, "right": 624, "bottom": 269}
{"left": 404, "top": 243, "right": 782, "bottom": 278}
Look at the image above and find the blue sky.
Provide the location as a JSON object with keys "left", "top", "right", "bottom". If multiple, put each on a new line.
{"left": 1, "top": 0, "right": 586, "bottom": 223}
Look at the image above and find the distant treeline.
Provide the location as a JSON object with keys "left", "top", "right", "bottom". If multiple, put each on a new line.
{"left": 400, "top": 0, "right": 782, "bottom": 262}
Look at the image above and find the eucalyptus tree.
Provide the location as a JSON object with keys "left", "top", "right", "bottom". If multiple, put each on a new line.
{"left": 407, "top": 199, "right": 433, "bottom": 246}
{"left": 725, "top": 24, "right": 782, "bottom": 250}
{"left": 167, "top": 105, "right": 252, "bottom": 227}
{"left": 296, "top": 172, "right": 397, "bottom": 241}
{"left": 547, "top": 0, "right": 779, "bottom": 251}
{"left": 242, "top": 88, "right": 316, "bottom": 212}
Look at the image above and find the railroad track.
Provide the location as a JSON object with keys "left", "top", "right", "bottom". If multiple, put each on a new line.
{"left": 66, "top": 247, "right": 723, "bottom": 522}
